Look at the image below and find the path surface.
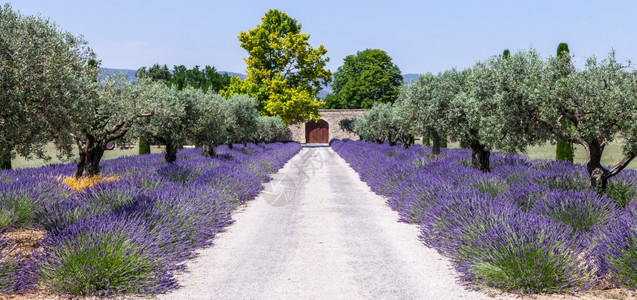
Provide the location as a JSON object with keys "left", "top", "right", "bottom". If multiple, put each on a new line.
{"left": 159, "top": 146, "right": 492, "bottom": 300}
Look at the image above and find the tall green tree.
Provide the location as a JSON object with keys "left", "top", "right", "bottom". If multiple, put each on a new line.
{"left": 135, "top": 64, "right": 171, "bottom": 83}
{"left": 138, "top": 136, "right": 151, "bottom": 155}
{"left": 503, "top": 49, "right": 511, "bottom": 59}
{"left": 201, "top": 65, "right": 232, "bottom": 93}
{"left": 0, "top": 4, "right": 97, "bottom": 169}
{"left": 554, "top": 43, "right": 575, "bottom": 162}
{"left": 168, "top": 65, "right": 230, "bottom": 93}
{"left": 325, "top": 49, "right": 403, "bottom": 109}
{"left": 223, "top": 9, "right": 331, "bottom": 124}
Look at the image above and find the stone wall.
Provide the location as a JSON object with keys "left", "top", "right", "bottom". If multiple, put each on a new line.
{"left": 281, "top": 109, "right": 368, "bottom": 143}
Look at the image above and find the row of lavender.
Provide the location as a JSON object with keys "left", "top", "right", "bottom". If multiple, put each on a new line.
{"left": 0, "top": 142, "right": 301, "bottom": 295}
{"left": 331, "top": 139, "right": 637, "bottom": 294}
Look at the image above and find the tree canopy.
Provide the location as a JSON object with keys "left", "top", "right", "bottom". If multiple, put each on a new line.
{"left": 534, "top": 51, "right": 637, "bottom": 190}
{"left": 395, "top": 73, "right": 445, "bottom": 154}
{"left": 222, "top": 9, "right": 331, "bottom": 125}
{"left": 353, "top": 102, "right": 412, "bottom": 147}
{"left": 0, "top": 3, "right": 97, "bottom": 169}
{"left": 325, "top": 49, "right": 403, "bottom": 109}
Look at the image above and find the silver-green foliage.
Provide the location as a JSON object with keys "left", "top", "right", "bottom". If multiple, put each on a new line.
{"left": 189, "top": 91, "right": 227, "bottom": 155}
{"left": 353, "top": 102, "right": 412, "bottom": 146}
{"left": 254, "top": 116, "right": 285, "bottom": 143}
{"left": 535, "top": 51, "right": 637, "bottom": 188}
{"left": 65, "top": 75, "right": 155, "bottom": 177}
{"left": 445, "top": 51, "right": 547, "bottom": 154}
{"left": 0, "top": 3, "right": 96, "bottom": 163}
{"left": 222, "top": 95, "right": 260, "bottom": 145}
{"left": 135, "top": 81, "right": 196, "bottom": 162}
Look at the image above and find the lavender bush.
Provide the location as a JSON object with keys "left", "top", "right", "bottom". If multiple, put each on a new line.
{"left": 0, "top": 178, "right": 60, "bottom": 228}
{"left": 531, "top": 190, "right": 619, "bottom": 233}
{"left": 0, "top": 142, "right": 301, "bottom": 296}
{"left": 462, "top": 213, "right": 592, "bottom": 293}
{"left": 39, "top": 214, "right": 176, "bottom": 295}
{"left": 331, "top": 139, "right": 635, "bottom": 293}
{"left": 594, "top": 202, "right": 637, "bottom": 288}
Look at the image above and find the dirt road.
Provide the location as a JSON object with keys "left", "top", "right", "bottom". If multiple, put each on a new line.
{"left": 159, "top": 146, "right": 490, "bottom": 299}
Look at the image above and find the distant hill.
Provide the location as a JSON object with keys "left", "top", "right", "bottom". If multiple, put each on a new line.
{"left": 222, "top": 71, "right": 247, "bottom": 79}
{"left": 100, "top": 68, "right": 138, "bottom": 82}
{"left": 403, "top": 73, "right": 421, "bottom": 83}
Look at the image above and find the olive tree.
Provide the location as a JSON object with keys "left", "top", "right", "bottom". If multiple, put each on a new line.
{"left": 535, "top": 51, "right": 637, "bottom": 190}
{"left": 190, "top": 92, "right": 227, "bottom": 157}
{"left": 136, "top": 81, "right": 198, "bottom": 163}
{"left": 0, "top": 4, "right": 96, "bottom": 169}
{"left": 445, "top": 49, "right": 547, "bottom": 171}
{"left": 395, "top": 73, "right": 448, "bottom": 155}
{"left": 253, "top": 116, "right": 286, "bottom": 144}
{"left": 444, "top": 63, "right": 494, "bottom": 171}
{"left": 222, "top": 95, "right": 260, "bottom": 147}
{"left": 354, "top": 102, "right": 413, "bottom": 147}
{"left": 66, "top": 75, "right": 154, "bottom": 177}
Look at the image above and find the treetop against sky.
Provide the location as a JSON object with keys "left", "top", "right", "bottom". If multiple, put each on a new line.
{"left": 10, "top": 0, "right": 637, "bottom": 74}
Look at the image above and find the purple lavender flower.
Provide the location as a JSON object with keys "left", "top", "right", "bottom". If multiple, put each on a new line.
{"left": 1, "top": 141, "right": 301, "bottom": 296}
{"left": 39, "top": 213, "right": 177, "bottom": 295}
{"left": 0, "top": 230, "right": 38, "bottom": 293}
{"left": 460, "top": 213, "right": 593, "bottom": 293}
{"left": 593, "top": 207, "right": 637, "bottom": 288}
{"left": 531, "top": 190, "right": 619, "bottom": 233}
{"left": 331, "top": 139, "right": 605, "bottom": 293}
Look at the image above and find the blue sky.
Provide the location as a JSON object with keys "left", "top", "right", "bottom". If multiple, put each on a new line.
{"left": 8, "top": 0, "right": 637, "bottom": 74}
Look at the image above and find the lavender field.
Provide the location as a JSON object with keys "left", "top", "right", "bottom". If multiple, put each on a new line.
{"left": 331, "top": 139, "right": 637, "bottom": 294}
{"left": 0, "top": 143, "right": 301, "bottom": 296}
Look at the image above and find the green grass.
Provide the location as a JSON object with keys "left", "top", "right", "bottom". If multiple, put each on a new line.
{"left": 11, "top": 143, "right": 164, "bottom": 169}
{"left": 440, "top": 141, "right": 637, "bottom": 170}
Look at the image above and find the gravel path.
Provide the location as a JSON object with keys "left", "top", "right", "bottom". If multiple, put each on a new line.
{"left": 158, "top": 146, "right": 492, "bottom": 300}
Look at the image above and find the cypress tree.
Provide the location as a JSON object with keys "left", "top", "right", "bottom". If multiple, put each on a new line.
{"left": 139, "top": 136, "right": 151, "bottom": 155}
{"left": 421, "top": 135, "right": 431, "bottom": 146}
{"left": 503, "top": 49, "right": 510, "bottom": 59}
{"left": 555, "top": 43, "right": 574, "bottom": 162}
{"left": 440, "top": 136, "right": 448, "bottom": 148}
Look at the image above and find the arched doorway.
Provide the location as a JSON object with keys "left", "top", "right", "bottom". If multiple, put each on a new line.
{"left": 305, "top": 120, "right": 329, "bottom": 143}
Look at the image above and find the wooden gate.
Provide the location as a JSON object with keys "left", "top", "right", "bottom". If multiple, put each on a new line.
{"left": 305, "top": 120, "right": 329, "bottom": 143}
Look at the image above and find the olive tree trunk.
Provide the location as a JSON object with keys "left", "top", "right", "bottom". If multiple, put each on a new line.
{"left": 202, "top": 145, "right": 215, "bottom": 157}
{"left": 164, "top": 140, "right": 177, "bottom": 163}
{"left": 584, "top": 140, "right": 635, "bottom": 192}
{"left": 0, "top": 147, "right": 11, "bottom": 170}
{"left": 75, "top": 143, "right": 105, "bottom": 178}
{"left": 471, "top": 143, "right": 491, "bottom": 172}
{"left": 432, "top": 131, "right": 441, "bottom": 156}
{"left": 73, "top": 112, "right": 153, "bottom": 178}
{"left": 154, "top": 136, "right": 178, "bottom": 163}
